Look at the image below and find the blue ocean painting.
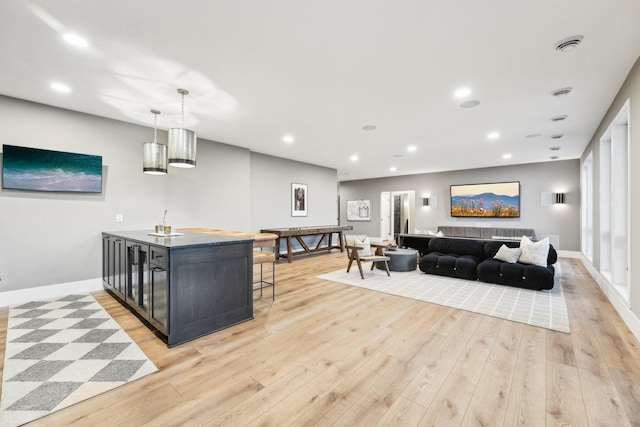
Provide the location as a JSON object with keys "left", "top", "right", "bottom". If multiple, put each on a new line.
{"left": 2, "top": 145, "right": 102, "bottom": 193}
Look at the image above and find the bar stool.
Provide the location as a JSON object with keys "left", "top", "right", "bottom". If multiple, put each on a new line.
{"left": 253, "top": 233, "right": 278, "bottom": 300}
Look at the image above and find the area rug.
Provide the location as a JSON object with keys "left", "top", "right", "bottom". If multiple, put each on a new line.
{"left": 317, "top": 264, "right": 570, "bottom": 333}
{"left": 0, "top": 294, "right": 158, "bottom": 427}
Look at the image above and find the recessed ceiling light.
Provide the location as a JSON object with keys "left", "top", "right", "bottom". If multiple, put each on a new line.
{"left": 487, "top": 132, "right": 500, "bottom": 140}
{"left": 551, "top": 87, "right": 573, "bottom": 97}
{"left": 362, "top": 125, "right": 376, "bottom": 131}
{"left": 460, "top": 100, "right": 480, "bottom": 109}
{"left": 551, "top": 134, "right": 563, "bottom": 139}
{"left": 550, "top": 146, "right": 561, "bottom": 151}
{"left": 407, "top": 145, "right": 417, "bottom": 153}
{"left": 50, "top": 82, "right": 71, "bottom": 93}
{"left": 554, "top": 35, "right": 584, "bottom": 52}
{"left": 526, "top": 133, "right": 542, "bottom": 138}
{"left": 350, "top": 154, "right": 358, "bottom": 162}
{"left": 390, "top": 167, "right": 397, "bottom": 172}
{"left": 551, "top": 115, "right": 568, "bottom": 122}
{"left": 283, "top": 135, "right": 294, "bottom": 143}
{"left": 63, "top": 33, "right": 88, "bottom": 48}
{"left": 502, "top": 153, "right": 512, "bottom": 160}
{"left": 454, "top": 87, "right": 471, "bottom": 98}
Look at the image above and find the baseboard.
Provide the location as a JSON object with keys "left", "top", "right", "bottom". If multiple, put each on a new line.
{"left": 578, "top": 253, "right": 640, "bottom": 342}
{"left": 557, "top": 250, "right": 581, "bottom": 259}
{"left": 0, "top": 278, "right": 103, "bottom": 308}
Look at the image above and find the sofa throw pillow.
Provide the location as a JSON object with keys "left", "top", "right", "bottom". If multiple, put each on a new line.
{"left": 518, "top": 236, "right": 549, "bottom": 267}
{"left": 493, "top": 244, "right": 522, "bottom": 263}
{"left": 436, "top": 231, "right": 445, "bottom": 237}
{"left": 354, "top": 237, "right": 373, "bottom": 256}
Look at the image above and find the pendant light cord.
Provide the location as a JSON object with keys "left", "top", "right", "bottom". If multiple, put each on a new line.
{"left": 153, "top": 113, "right": 158, "bottom": 143}
{"left": 181, "top": 92, "right": 185, "bottom": 127}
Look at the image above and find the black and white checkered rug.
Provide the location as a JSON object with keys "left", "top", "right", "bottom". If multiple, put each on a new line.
{"left": 0, "top": 294, "right": 158, "bottom": 427}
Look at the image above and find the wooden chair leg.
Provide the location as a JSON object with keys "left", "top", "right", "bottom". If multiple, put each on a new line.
{"left": 356, "top": 257, "right": 364, "bottom": 279}
{"left": 347, "top": 253, "right": 355, "bottom": 272}
{"left": 382, "top": 260, "right": 390, "bottom": 276}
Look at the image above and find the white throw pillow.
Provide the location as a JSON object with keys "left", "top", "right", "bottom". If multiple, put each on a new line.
{"left": 426, "top": 229, "right": 436, "bottom": 236}
{"left": 346, "top": 234, "right": 367, "bottom": 247}
{"left": 493, "top": 244, "right": 522, "bottom": 263}
{"left": 436, "top": 231, "right": 445, "bottom": 237}
{"left": 354, "top": 237, "right": 372, "bottom": 256}
{"left": 414, "top": 228, "right": 424, "bottom": 234}
{"left": 518, "top": 236, "right": 549, "bottom": 267}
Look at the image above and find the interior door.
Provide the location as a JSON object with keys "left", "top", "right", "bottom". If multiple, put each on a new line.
{"left": 380, "top": 192, "right": 391, "bottom": 239}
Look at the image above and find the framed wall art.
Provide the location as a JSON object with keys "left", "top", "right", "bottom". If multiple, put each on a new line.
{"left": 291, "top": 182, "right": 307, "bottom": 216}
{"left": 347, "top": 199, "right": 371, "bottom": 221}
{"left": 2, "top": 144, "right": 103, "bottom": 193}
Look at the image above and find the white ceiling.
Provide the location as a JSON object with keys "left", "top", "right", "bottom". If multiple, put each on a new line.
{"left": 1, "top": 1, "right": 639, "bottom": 181}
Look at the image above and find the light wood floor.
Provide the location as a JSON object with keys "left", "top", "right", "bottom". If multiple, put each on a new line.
{"left": 1, "top": 253, "right": 640, "bottom": 426}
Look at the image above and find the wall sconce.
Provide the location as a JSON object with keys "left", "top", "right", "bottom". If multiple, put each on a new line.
{"left": 542, "top": 191, "right": 566, "bottom": 206}
{"left": 422, "top": 196, "right": 437, "bottom": 207}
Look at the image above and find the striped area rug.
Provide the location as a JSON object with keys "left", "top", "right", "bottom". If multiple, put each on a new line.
{"left": 317, "top": 264, "right": 569, "bottom": 333}
{"left": 0, "top": 294, "right": 157, "bottom": 427}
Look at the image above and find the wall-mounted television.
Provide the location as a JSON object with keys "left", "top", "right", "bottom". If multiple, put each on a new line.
{"left": 450, "top": 181, "right": 520, "bottom": 218}
{"left": 2, "top": 144, "right": 102, "bottom": 193}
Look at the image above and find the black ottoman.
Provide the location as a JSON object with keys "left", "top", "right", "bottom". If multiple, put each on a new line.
{"left": 376, "top": 248, "right": 418, "bottom": 272}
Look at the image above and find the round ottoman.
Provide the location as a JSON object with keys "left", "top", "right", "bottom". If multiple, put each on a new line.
{"left": 375, "top": 248, "right": 418, "bottom": 272}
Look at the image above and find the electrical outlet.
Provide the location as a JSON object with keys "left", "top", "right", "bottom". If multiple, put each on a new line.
{"left": 116, "top": 214, "right": 124, "bottom": 223}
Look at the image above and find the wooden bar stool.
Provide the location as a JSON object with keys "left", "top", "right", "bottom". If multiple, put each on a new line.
{"left": 253, "top": 233, "right": 278, "bottom": 300}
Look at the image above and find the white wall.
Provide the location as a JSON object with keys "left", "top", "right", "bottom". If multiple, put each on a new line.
{"left": 250, "top": 152, "right": 338, "bottom": 231}
{"left": 339, "top": 160, "right": 580, "bottom": 250}
{"left": 580, "top": 55, "right": 640, "bottom": 328}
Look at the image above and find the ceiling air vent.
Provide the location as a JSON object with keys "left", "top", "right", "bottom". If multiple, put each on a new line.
{"left": 551, "top": 115, "right": 568, "bottom": 122}
{"left": 550, "top": 146, "right": 561, "bottom": 151}
{"left": 550, "top": 156, "right": 559, "bottom": 160}
{"left": 555, "top": 35, "right": 584, "bottom": 52}
{"left": 551, "top": 134, "right": 563, "bottom": 139}
{"left": 551, "top": 87, "right": 573, "bottom": 97}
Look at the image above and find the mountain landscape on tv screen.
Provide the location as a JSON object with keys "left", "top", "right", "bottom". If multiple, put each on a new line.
{"left": 451, "top": 192, "right": 519, "bottom": 217}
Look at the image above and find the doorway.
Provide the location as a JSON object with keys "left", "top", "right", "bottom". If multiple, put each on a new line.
{"left": 380, "top": 190, "right": 415, "bottom": 239}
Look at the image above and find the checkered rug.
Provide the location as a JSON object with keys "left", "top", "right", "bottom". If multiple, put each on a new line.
{"left": 0, "top": 294, "right": 158, "bottom": 427}
{"left": 317, "top": 264, "right": 569, "bottom": 333}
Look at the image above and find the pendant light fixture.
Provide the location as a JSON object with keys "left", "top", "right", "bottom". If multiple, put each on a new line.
{"left": 168, "top": 88, "right": 197, "bottom": 168}
{"left": 143, "top": 109, "right": 167, "bottom": 175}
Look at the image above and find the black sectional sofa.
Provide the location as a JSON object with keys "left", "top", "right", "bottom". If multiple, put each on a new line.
{"left": 418, "top": 237, "right": 557, "bottom": 290}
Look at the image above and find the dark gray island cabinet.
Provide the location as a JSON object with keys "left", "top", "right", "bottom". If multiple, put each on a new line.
{"left": 102, "top": 230, "right": 254, "bottom": 347}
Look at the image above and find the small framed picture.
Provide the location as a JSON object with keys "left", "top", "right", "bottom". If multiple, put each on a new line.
{"left": 347, "top": 199, "right": 371, "bottom": 221}
{"left": 291, "top": 183, "right": 308, "bottom": 217}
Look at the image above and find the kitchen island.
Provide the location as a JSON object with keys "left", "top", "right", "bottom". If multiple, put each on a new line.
{"left": 102, "top": 230, "right": 253, "bottom": 347}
